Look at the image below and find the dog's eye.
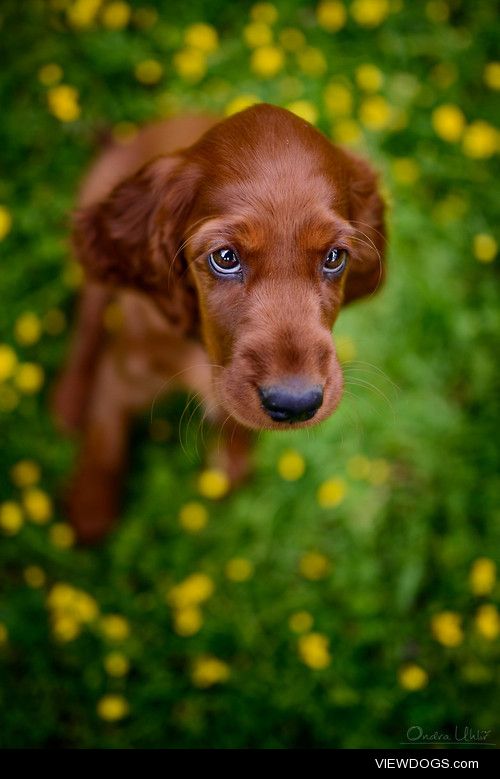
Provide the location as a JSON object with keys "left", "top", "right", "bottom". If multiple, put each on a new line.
{"left": 208, "top": 248, "right": 241, "bottom": 276}
{"left": 324, "top": 248, "right": 348, "bottom": 276}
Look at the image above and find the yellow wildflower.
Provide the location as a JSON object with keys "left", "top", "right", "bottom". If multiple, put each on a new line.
{"left": 473, "top": 234, "right": 497, "bottom": 264}
{"left": 11, "top": 460, "right": 40, "bottom": 488}
{"left": 52, "top": 614, "right": 81, "bottom": 642}
{"left": 462, "top": 121, "right": 498, "bottom": 159}
{"left": 277, "top": 449, "right": 306, "bottom": 481}
{"left": 332, "top": 119, "right": 362, "bottom": 144}
{"left": 184, "top": 22, "right": 218, "bottom": 52}
{"left": 47, "top": 583, "right": 77, "bottom": 611}
{"left": 167, "top": 573, "right": 215, "bottom": 609}
{"left": 15, "top": 363, "right": 44, "bottom": 394}
{"left": 484, "top": 61, "right": 500, "bottom": 90}
{"left": 134, "top": 59, "right": 163, "bottom": 85}
{"left": 66, "top": 0, "right": 102, "bottom": 28}
{"left": 279, "top": 28, "right": 305, "bottom": 52}
{"left": 398, "top": 663, "right": 428, "bottom": 691}
{"left": 250, "top": 3, "right": 278, "bottom": 24}
{"left": 470, "top": 558, "right": 496, "bottom": 596}
{"left": 47, "top": 85, "right": 81, "bottom": 122}
{"left": 97, "top": 694, "right": 129, "bottom": 721}
{"left": 317, "top": 477, "right": 346, "bottom": 507}
{"left": 173, "top": 49, "right": 207, "bottom": 83}
{"left": 49, "top": 523, "right": 76, "bottom": 549}
{"left": 324, "top": 83, "right": 352, "bottom": 117}
{"left": 197, "top": 468, "right": 229, "bottom": 499}
{"left": 0, "top": 345, "right": 17, "bottom": 382}
{"left": 23, "top": 488, "right": 52, "bottom": 524}
{"left": 432, "top": 104, "right": 465, "bottom": 143}
{"left": 286, "top": 99, "right": 317, "bottom": 124}
{"left": 289, "top": 611, "right": 314, "bottom": 633}
{"left": 73, "top": 591, "right": 99, "bottom": 622}
{"left": 392, "top": 157, "right": 420, "bottom": 185}
{"left": 0, "top": 205, "right": 12, "bottom": 240}
{"left": 299, "top": 551, "right": 330, "bottom": 581}
{"left": 179, "top": 501, "right": 208, "bottom": 533}
{"left": 475, "top": 604, "right": 500, "bottom": 640}
{"left": 43, "top": 308, "right": 66, "bottom": 335}
{"left": 356, "top": 64, "right": 383, "bottom": 92}
{"left": 335, "top": 334, "right": 356, "bottom": 363}
{"left": 101, "top": 1, "right": 130, "bottom": 30}
{"left": 243, "top": 22, "right": 272, "bottom": 48}
{"left": 316, "top": 1, "right": 347, "bottom": 32}
{"left": 0, "top": 501, "right": 24, "bottom": 535}
{"left": 225, "top": 94, "right": 261, "bottom": 116}
{"left": 173, "top": 606, "right": 203, "bottom": 636}
{"left": 298, "top": 632, "right": 331, "bottom": 669}
{"left": 104, "top": 652, "right": 130, "bottom": 676}
{"left": 192, "top": 655, "right": 230, "bottom": 688}
{"left": 431, "top": 611, "right": 463, "bottom": 647}
{"left": 359, "top": 95, "right": 391, "bottom": 130}
{"left": 250, "top": 45, "right": 284, "bottom": 79}
{"left": 351, "top": 0, "right": 390, "bottom": 27}
{"left": 225, "top": 558, "right": 254, "bottom": 582}
{"left": 14, "top": 312, "right": 42, "bottom": 346}
{"left": 100, "top": 614, "right": 130, "bottom": 641}
{"left": 0, "top": 624, "right": 8, "bottom": 646}
{"left": 24, "top": 565, "right": 46, "bottom": 588}
{"left": 38, "top": 63, "right": 63, "bottom": 86}
{"left": 297, "top": 47, "right": 327, "bottom": 77}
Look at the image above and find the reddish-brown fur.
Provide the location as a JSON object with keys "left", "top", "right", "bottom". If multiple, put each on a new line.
{"left": 54, "top": 104, "right": 386, "bottom": 543}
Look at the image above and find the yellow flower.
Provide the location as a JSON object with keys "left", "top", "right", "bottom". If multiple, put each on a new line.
{"left": 38, "top": 63, "right": 63, "bottom": 86}
{"left": 470, "top": 558, "right": 496, "bottom": 596}
{"left": 0, "top": 205, "right": 12, "bottom": 240}
{"left": 23, "top": 488, "right": 52, "bottom": 524}
{"left": 104, "top": 652, "right": 130, "bottom": 676}
{"left": 43, "top": 308, "right": 66, "bottom": 336}
{"left": 287, "top": 100, "right": 318, "bottom": 125}
{"left": 49, "top": 523, "right": 76, "bottom": 549}
{"left": 47, "top": 85, "right": 81, "bottom": 122}
{"left": 14, "top": 312, "right": 42, "bottom": 346}
{"left": 317, "top": 477, "right": 346, "bottom": 507}
{"left": 462, "top": 121, "right": 498, "bottom": 159}
{"left": 431, "top": 104, "right": 465, "bottom": 143}
{"left": 225, "top": 558, "right": 254, "bottom": 582}
{"left": 298, "top": 632, "right": 331, "bottom": 669}
{"left": 297, "top": 47, "right": 327, "bottom": 77}
{"left": 392, "top": 157, "right": 420, "bottom": 185}
{"left": 250, "top": 2, "right": 278, "bottom": 24}
{"left": 100, "top": 614, "right": 130, "bottom": 641}
{"left": 323, "top": 82, "right": 352, "bottom": 118}
{"left": 351, "top": 0, "right": 390, "bottom": 26}
{"left": 425, "top": 0, "right": 450, "bottom": 23}
{"left": 47, "top": 583, "right": 77, "bottom": 611}
{"left": 398, "top": 663, "right": 428, "bottom": 691}
{"left": 66, "top": 0, "right": 102, "bottom": 29}
{"left": 332, "top": 119, "right": 362, "bottom": 144}
{"left": 184, "top": 22, "right": 218, "bottom": 53}
{"left": 0, "top": 501, "right": 24, "bottom": 535}
{"left": 484, "top": 61, "right": 500, "bottom": 90}
{"left": 14, "top": 458, "right": 41, "bottom": 488}
{"left": 173, "top": 48, "right": 207, "bottom": 83}
{"left": 289, "top": 611, "right": 314, "bottom": 633}
{"left": 198, "top": 468, "right": 229, "bottom": 499}
{"left": 431, "top": 611, "right": 463, "bottom": 647}
{"left": 0, "top": 623, "right": 8, "bottom": 646}
{"left": 243, "top": 22, "right": 272, "bottom": 48}
{"left": 167, "top": 573, "right": 215, "bottom": 609}
{"left": 335, "top": 334, "right": 356, "bottom": 363}
{"left": 52, "top": 614, "right": 81, "bottom": 642}
{"left": 368, "top": 458, "right": 391, "bottom": 485}
{"left": 225, "top": 94, "right": 261, "bottom": 116}
{"left": 134, "top": 59, "right": 163, "bottom": 85}
{"left": 359, "top": 95, "right": 391, "bottom": 130}
{"left": 277, "top": 449, "right": 306, "bottom": 481}
{"left": 299, "top": 551, "right": 330, "bottom": 581}
{"left": 316, "top": 1, "right": 347, "bottom": 32}
{"left": 173, "top": 606, "right": 203, "bottom": 636}
{"left": 14, "top": 363, "right": 44, "bottom": 394}
{"left": 101, "top": 1, "right": 130, "bottom": 30}
{"left": 0, "top": 345, "right": 18, "bottom": 381}
{"left": 473, "top": 234, "right": 497, "bottom": 264}
{"left": 73, "top": 591, "right": 99, "bottom": 622}
{"left": 250, "top": 45, "right": 284, "bottom": 79}
{"left": 24, "top": 565, "right": 46, "bottom": 588}
{"left": 97, "top": 694, "right": 129, "bottom": 721}
{"left": 192, "top": 655, "right": 230, "bottom": 688}
{"left": 279, "top": 28, "right": 305, "bottom": 52}
{"left": 356, "top": 64, "right": 383, "bottom": 92}
{"left": 179, "top": 501, "right": 208, "bottom": 533}
{"left": 475, "top": 604, "right": 500, "bottom": 640}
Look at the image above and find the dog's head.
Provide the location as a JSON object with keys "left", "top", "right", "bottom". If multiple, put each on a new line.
{"left": 74, "top": 104, "right": 386, "bottom": 430}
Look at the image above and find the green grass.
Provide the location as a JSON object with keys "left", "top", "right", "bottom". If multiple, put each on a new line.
{"left": 0, "top": 0, "right": 499, "bottom": 749}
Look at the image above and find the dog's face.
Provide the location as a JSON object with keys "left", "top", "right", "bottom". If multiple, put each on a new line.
{"left": 75, "top": 105, "right": 385, "bottom": 431}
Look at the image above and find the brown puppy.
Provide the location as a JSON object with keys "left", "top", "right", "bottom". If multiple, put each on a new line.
{"left": 54, "top": 104, "right": 386, "bottom": 543}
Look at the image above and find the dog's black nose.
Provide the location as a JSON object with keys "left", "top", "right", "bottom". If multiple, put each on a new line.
{"left": 259, "top": 381, "right": 324, "bottom": 423}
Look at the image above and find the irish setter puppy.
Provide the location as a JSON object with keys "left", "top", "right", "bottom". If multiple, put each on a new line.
{"left": 54, "top": 104, "right": 386, "bottom": 543}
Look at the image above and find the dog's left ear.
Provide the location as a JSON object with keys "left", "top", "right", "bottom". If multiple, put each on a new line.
{"left": 342, "top": 151, "right": 387, "bottom": 305}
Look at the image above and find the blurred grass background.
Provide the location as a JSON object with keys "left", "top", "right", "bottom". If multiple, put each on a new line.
{"left": 1, "top": 0, "right": 499, "bottom": 749}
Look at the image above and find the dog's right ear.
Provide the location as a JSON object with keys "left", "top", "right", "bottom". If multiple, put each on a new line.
{"left": 72, "top": 155, "right": 200, "bottom": 294}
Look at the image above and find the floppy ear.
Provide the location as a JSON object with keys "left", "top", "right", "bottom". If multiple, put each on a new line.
{"left": 342, "top": 152, "right": 386, "bottom": 305}
{"left": 72, "top": 155, "right": 201, "bottom": 332}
